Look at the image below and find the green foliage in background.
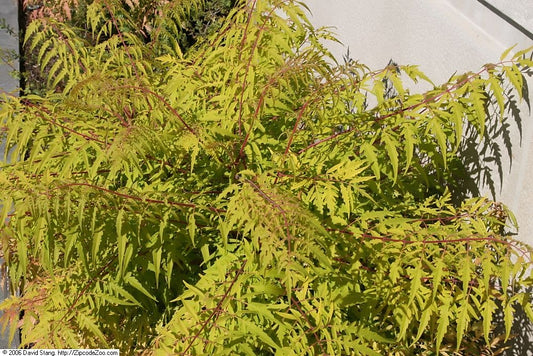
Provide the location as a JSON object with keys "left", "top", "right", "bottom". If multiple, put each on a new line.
{"left": 20, "top": 0, "right": 237, "bottom": 94}
{"left": 1, "top": 0, "right": 533, "bottom": 354}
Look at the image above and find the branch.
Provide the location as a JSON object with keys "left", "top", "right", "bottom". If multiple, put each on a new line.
{"left": 53, "top": 182, "right": 225, "bottom": 213}
{"left": 244, "top": 178, "right": 292, "bottom": 253}
{"left": 328, "top": 228, "right": 531, "bottom": 262}
{"left": 181, "top": 259, "right": 247, "bottom": 355}
{"left": 297, "top": 60, "right": 518, "bottom": 154}
{"left": 125, "top": 86, "right": 198, "bottom": 138}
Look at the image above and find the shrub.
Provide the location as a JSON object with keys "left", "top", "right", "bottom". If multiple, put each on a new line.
{"left": 1, "top": 0, "right": 532, "bottom": 354}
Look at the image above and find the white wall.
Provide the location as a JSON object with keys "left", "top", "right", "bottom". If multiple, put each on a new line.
{"left": 305, "top": 0, "right": 533, "bottom": 246}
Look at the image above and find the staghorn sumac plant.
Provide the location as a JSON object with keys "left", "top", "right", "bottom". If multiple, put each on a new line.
{"left": 1, "top": 0, "right": 533, "bottom": 354}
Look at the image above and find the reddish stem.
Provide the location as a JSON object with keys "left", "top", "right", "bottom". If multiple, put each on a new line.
{"left": 125, "top": 86, "right": 198, "bottom": 137}
{"left": 244, "top": 178, "right": 292, "bottom": 254}
{"left": 182, "top": 259, "right": 247, "bottom": 355}
{"left": 298, "top": 60, "right": 516, "bottom": 154}
{"left": 237, "top": 0, "right": 265, "bottom": 136}
{"left": 102, "top": 0, "right": 140, "bottom": 82}
{"left": 289, "top": 295, "right": 326, "bottom": 355}
{"left": 53, "top": 255, "right": 117, "bottom": 334}
{"left": 53, "top": 182, "right": 225, "bottom": 213}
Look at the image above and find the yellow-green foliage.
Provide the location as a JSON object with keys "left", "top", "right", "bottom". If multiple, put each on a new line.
{"left": 1, "top": 0, "right": 532, "bottom": 354}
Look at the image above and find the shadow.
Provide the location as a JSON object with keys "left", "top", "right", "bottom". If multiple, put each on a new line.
{"left": 368, "top": 55, "right": 528, "bottom": 207}
{"left": 446, "top": 70, "right": 533, "bottom": 354}
{"left": 371, "top": 54, "right": 533, "bottom": 352}
{"left": 504, "top": 305, "right": 533, "bottom": 356}
{"left": 448, "top": 88, "right": 524, "bottom": 204}
{"left": 491, "top": 288, "right": 533, "bottom": 356}
{"left": 339, "top": 51, "right": 530, "bottom": 210}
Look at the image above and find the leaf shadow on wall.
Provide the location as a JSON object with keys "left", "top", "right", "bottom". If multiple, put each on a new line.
{"left": 493, "top": 287, "right": 533, "bottom": 356}
{"left": 449, "top": 85, "right": 527, "bottom": 205}
{"left": 451, "top": 75, "right": 532, "bottom": 356}
{"left": 377, "top": 55, "right": 533, "bottom": 354}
